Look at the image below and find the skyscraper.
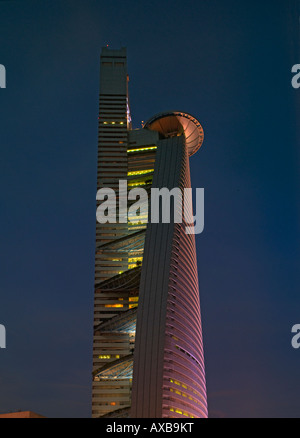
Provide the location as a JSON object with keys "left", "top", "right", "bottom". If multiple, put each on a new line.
{"left": 92, "top": 47, "right": 208, "bottom": 419}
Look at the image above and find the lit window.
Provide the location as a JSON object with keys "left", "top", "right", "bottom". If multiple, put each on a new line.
{"left": 127, "top": 146, "right": 157, "bottom": 153}
{"left": 128, "top": 257, "right": 143, "bottom": 264}
{"left": 128, "top": 180, "right": 152, "bottom": 187}
{"left": 127, "top": 169, "right": 154, "bottom": 176}
{"left": 129, "top": 304, "right": 138, "bottom": 309}
{"left": 105, "top": 304, "right": 123, "bottom": 308}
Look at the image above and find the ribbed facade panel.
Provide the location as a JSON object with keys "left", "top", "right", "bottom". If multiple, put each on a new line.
{"left": 130, "top": 137, "right": 208, "bottom": 418}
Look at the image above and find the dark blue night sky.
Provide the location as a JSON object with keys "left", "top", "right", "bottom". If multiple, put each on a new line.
{"left": 0, "top": 0, "right": 299, "bottom": 418}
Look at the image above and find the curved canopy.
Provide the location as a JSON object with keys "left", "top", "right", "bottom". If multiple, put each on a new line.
{"left": 144, "top": 111, "right": 204, "bottom": 156}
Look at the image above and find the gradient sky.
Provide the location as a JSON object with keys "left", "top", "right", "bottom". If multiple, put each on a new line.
{"left": 0, "top": 0, "right": 299, "bottom": 418}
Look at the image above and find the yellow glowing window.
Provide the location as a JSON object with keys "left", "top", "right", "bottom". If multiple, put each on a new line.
{"left": 128, "top": 223, "right": 147, "bottom": 227}
{"left": 111, "top": 121, "right": 115, "bottom": 124}
{"left": 105, "top": 304, "right": 124, "bottom": 308}
{"left": 115, "top": 355, "right": 120, "bottom": 359}
{"left": 129, "top": 297, "right": 139, "bottom": 302}
{"left": 128, "top": 181, "right": 149, "bottom": 187}
{"left": 170, "top": 408, "right": 174, "bottom": 412}
{"left": 127, "top": 169, "right": 154, "bottom": 176}
{"left": 128, "top": 257, "right": 143, "bottom": 263}
{"left": 129, "top": 304, "right": 138, "bottom": 309}
{"left": 129, "top": 215, "right": 148, "bottom": 220}
{"left": 110, "top": 402, "right": 116, "bottom": 406}
{"left": 175, "top": 409, "right": 183, "bottom": 415}
{"left": 99, "top": 355, "right": 111, "bottom": 359}
{"left": 127, "top": 146, "right": 157, "bottom": 153}
{"left": 120, "top": 122, "right": 124, "bottom": 125}
{"left": 129, "top": 214, "right": 148, "bottom": 220}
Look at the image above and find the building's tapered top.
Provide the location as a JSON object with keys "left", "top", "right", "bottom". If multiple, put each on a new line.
{"left": 100, "top": 46, "right": 127, "bottom": 58}
{"left": 144, "top": 111, "right": 204, "bottom": 156}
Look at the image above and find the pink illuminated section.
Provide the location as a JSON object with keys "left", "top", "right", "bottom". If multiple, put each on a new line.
{"left": 162, "top": 146, "right": 207, "bottom": 419}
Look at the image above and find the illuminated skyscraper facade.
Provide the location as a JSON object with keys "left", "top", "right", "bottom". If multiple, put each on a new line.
{"left": 92, "top": 47, "right": 207, "bottom": 419}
